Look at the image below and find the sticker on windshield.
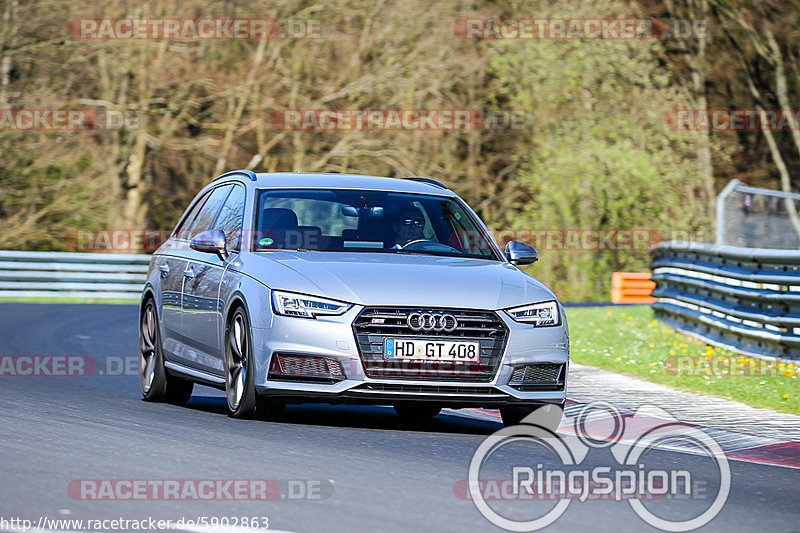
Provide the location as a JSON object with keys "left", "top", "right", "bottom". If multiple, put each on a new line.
{"left": 259, "top": 237, "right": 274, "bottom": 246}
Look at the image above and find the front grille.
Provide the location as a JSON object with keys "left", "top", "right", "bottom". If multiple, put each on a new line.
{"left": 354, "top": 383, "right": 503, "bottom": 395}
{"left": 353, "top": 307, "right": 508, "bottom": 381}
{"left": 508, "top": 363, "right": 565, "bottom": 391}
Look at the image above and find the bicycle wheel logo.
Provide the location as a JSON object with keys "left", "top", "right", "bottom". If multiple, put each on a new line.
{"left": 467, "top": 402, "right": 730, "bottom": 531}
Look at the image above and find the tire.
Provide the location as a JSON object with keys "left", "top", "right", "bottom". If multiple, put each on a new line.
{"left": 394, "top": 404, "right": 442, "bottom": 420}
{"left": 164, "top": 376, "right": 194, "bottom": 405}
{"left": 139, "top": 298, "right": 193, "bottom": 404}
{"left": 500, "top": 403, "right": 564, "bottom": 431}
{"left": 225, "top": 306, "right": 260, "bottom": 419}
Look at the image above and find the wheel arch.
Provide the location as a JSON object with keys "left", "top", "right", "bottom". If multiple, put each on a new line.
{"left": 224, "top": 290, "right": 251, "bottom": 327}
{"left": 140, "top": 284, "right": 156, "bottom": 310}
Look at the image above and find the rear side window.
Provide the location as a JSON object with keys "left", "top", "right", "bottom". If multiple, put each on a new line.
{"left": 213, "top": 184, "right": 246, "bottom": 251}
{"left": 181, "top": 185, "right": 232, "bottom": 240}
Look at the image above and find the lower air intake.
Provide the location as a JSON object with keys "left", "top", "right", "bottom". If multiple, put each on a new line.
{"left": 268, "top": 353, "right": 345, "bottom": 383}
{"left": 508, "top": 363, "right": 565, "bottom": 391}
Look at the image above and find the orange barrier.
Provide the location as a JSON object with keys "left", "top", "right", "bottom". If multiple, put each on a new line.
{"left": 611, "top": 272, "right": 656, "bottom": 304}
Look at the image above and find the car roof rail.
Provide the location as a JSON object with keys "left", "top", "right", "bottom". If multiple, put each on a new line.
{"left": 213, "top": 169, "right": 258, "bottom": 182}
{"left": 402, "top": 176, "right": 448, "bottom": 189}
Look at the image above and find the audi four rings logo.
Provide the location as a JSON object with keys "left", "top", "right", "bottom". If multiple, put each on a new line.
{"left": 407, "top": 312, "right": 458, "bottom": 332}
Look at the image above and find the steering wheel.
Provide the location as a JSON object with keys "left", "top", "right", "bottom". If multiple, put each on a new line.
{"left": 400, "top": 239, "right": 462, "bottom": 253}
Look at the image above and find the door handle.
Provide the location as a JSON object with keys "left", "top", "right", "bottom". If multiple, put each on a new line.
{"left": 159, "top": 264, "right": 170, "bottom": 277}
{"left": 183, "top": 268, "right": 195, "bottom": 279}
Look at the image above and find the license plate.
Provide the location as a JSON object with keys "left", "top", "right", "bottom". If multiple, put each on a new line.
{"left": 384, "top": 339, "right": 480, "bottom": 361}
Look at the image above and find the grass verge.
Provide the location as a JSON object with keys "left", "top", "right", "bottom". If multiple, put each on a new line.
{"left": 567, "top": 305, "right": 799, "bottom": 415}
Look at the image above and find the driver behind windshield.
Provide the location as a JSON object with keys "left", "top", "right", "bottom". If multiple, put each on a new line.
{"left": 391, "top": 206, "right": 425, "bottom": 247}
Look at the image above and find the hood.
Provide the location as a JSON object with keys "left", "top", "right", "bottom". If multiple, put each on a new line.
{"left": 238, "top": 251, "right": 556, "bottom": 309}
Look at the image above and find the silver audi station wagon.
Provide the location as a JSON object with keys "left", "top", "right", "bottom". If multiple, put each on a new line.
{"left": 139, "top": 171, "right": 569, "bottom": 427}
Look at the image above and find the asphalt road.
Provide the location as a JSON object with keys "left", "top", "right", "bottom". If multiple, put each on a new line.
{"left": 0, "top": 303, "right": 798, "bottom": 532}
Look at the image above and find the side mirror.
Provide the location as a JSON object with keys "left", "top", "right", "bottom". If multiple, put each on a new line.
{"left": 505, "top": 240, "right": 538, "bottom": 265}
{"left": 190, "top": 229, "right": 228, "bottom": 261}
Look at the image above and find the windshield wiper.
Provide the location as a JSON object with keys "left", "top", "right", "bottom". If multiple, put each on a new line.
{"left": 386, "top": 248, "right": 478, "bottom": 259}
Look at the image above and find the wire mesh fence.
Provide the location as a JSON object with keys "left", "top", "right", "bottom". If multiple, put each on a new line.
{"left": 716, "top": 179, "right": 800, "bottom": 249}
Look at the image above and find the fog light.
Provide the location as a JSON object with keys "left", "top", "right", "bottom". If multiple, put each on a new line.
{"left": 269, "top": 354, "right": 345, "bottom": 381}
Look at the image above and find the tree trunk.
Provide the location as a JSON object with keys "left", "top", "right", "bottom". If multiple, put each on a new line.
{"left": 763, "top": 26, "right": 800, "bottom": 240}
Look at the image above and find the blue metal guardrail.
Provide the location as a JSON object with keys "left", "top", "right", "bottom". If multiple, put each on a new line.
{"left": 0, "top": 250, "right": 149, "bottom": 300}
{"left": 651, "top": 241, "right": 800, "bottom": 358}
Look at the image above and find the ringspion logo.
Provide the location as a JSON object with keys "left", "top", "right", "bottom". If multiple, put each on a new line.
{"left": 466, "top": 402, "right": 730, "bottom": 531}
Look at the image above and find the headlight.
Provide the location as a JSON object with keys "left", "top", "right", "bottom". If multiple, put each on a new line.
{"left": 505, "top": 300, "right": 560, "bottom": 327}
{"left": 271, "top": 290, "right": 352, "bottom": 319}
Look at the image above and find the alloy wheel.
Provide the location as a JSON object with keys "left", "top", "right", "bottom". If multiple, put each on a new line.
{"left": 226, "top": 311, "right": 248, "bottom": 411}
{"left": 139, "top": 302, "right": 157, "bottom": 394}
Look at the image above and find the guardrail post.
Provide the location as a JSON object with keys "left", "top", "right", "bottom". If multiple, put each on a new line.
{"left": 716, "top": 179, "right": 740, "bottom": 246}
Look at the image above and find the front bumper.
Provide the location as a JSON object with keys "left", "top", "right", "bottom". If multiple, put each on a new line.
{"left": 252, "top": 304, "right": 569, "bottom": 407}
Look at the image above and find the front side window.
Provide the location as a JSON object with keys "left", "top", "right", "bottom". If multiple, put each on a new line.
{"left": 183, "top": 185, "right": 232, "bottom": 240}
{"left": 253, "top": 189, "right": 499, "bottom": 260}
{"left": 174, "top": 192, "right": 210, "bottom": 240}
{"left": 213, "top": 184, "right": 246, "bottom": 251}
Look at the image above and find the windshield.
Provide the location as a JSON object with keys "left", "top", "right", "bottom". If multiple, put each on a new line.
{"left": 253, "top": 188, "right": 499, "bottom": 260}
